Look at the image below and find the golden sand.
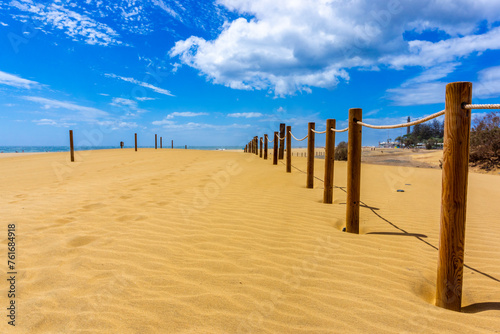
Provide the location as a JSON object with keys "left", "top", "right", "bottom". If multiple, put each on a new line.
{"left": 1, "top": 148, "right": 499, "bottom": 333}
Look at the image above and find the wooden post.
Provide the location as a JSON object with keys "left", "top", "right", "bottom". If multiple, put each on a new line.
{"left": 155, "top": 134, "right": 157, "bottom": 149}
{"left": 185, "top": 145, "right": 187, "bottom": 149}
{"left": 279, "top": 123, "right": 285, "bottom": 159}
{"left": 306, "top": 122, "right": 315, "bottom": 188}
{"left": 171, "top": 140, "right": 173, "bottom": 149}
{"left": 273, "top": 132, "right": 278, "bottom": 165}
{"left": 245, "top": 145, "right": 247, "bottom": 153}
{"left": 255, "top": 136, "right": 258, "bottom": 155}
{"left": 264, "top": 134, "right": 268, "bottom": 160}
{"left": 69, "top": 130, "right": 74, "bottom": 162}
{"left": 286, "top": 126, "right": 292, "bottom": 173}
{"left": 346, "top": 109, "right": 362, "bottom": 234}
{"left": 160, "top": 137, "right": 162, "bottom": 149}
{"left": 436, "top": 82, "right": 472, "bottom": 312}
{"left": 260, "top": 137, "right": 263, "bottom": 158}
{"left": 135, "top": 133, "right": 137, "bottom": 152}
{"left": 323, "top": 119, "right": 336, "bottom": 204}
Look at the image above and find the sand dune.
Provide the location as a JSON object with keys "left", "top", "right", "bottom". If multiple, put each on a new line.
{"left": 1, "top": 148, "right": 499, "bottom": 333}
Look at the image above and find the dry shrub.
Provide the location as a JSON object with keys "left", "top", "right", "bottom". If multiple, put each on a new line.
{"left": 469, "top": 111, "right": 500, "bottom": 170}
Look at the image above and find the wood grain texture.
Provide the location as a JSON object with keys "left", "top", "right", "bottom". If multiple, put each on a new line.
{"left": 436, "top": 82, "right": 472, "bottom": 312}
{"left": 346, "top": 109, "right": 362, "bottom": 234}
{"left": 307, "top": 122, "right": 315, "bottom": 188}
{"left": 323, "top": 119, "right": 336, "bottom": 204}
{"left": 69, "top": 130, "right": 75, "bottom": 162}
{"left": 264, "top": 134, "right": 268, "bottom": 160}
{"left": 260, "top": 137, "right": 263, "bottom": 158}
{"left": 279, "top": 123, "right": 285, "bottom": 160}
{"left": 286, "top": 126, "right": 292, "bottom": 173}
{"left": 273, "top": 132, "right": 278, "bottom": 165}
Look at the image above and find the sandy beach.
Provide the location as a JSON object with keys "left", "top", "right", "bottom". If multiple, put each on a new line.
{"left": 1, "top": 148, "right": 499, "bottom": 333}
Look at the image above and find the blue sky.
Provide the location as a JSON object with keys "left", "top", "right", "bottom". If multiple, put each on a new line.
{"left": 1, "top": 0, "right": 499, "bottom": 147}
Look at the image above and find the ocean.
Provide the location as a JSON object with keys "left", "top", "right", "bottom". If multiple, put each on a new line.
{"left": 0, "top": 146, "right": 244, "bottom": 153}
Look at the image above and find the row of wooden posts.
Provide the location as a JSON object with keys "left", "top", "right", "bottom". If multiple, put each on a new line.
{"left": 244, "top": 82, "right": 475, "bottom": 312}
{"left": 68, "top": 132, "right": 187, "bottom": 162}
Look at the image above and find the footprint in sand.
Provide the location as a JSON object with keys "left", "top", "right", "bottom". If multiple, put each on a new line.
{"left": 67, "top": 236, "right": 96, "bottom": 247}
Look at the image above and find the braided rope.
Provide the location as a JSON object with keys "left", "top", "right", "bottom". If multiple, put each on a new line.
{"left": 331, "top": 127, "right": 348, "bottom": 133}
{"left": 463, "top": 104, "right": 500, "bottom": 109}
{"left": 356, "top": 110, "right": 445, "bottom": 129}
{"left": 289, "top": 131, "right": 308, "bottom": 141}
{"left": 311, "top": 129, "right": 326, "bottom": 134}
{"left": 277, "top": 135, "right": 287, "bottom": 141}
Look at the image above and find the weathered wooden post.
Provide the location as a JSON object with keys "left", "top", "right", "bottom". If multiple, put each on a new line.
{"left": 260, "top": 137, "right": 263, "bottom": 158}
{"left": 323, "top": 119, "right": 336, "bottom": 204}
{"left": 135, "top": 133, "right": 137, "bottom": 152}
{"left": 171, "top": 140, "right": 173, "bottom": 149}
{"left": 436, "top": 82, "right": 472, "bottom": 312}
{"left": 279, "top": 123, "right": 285, "bottom": 160}
{"left": 155, "top": 134, "right": 157, "bottom": 149}
{"left": 245, "top": 145, "right": 247, "bottom": 153}
{"left": 286, "top": 126, "right": 292, "bottom": 173}
{"left": 306, "top": 122, "right": 315, "bottom": 188}
{"left": 160, "top": 137, "right": 162, "bottom": 149}
{"left": 69, "top": 130, "right": 74, "bottom": 162}
{"left": 273, "top": 132, "right": 278, "bottom": 165}
{"left": 255, "top": 136, "right": 258, "bottom": 155}
{"left": 264, "top": 134, "right": 268, "bottom": 159}
{"left": 346, "top": 108, "right": 362, "bottom": 234}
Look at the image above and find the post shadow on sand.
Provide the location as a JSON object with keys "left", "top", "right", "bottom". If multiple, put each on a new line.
{"left": 281, "top": 161, "right": 500, "bottom": 290}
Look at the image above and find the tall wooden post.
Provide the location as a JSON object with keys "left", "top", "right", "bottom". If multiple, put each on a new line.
{"left": 260, "top": 137, "right": 263, "bottom": 158}
{"left": 286, "top": 126, "right": 292, "bottom": 173}
{"left": 255, "top": 136, "right": 258, "bottom": 155}
{"left": 436, "top": 82, "right": 472, "bottom": 312}
{"left": 171, "top": 140, "right": 173, "bottom": 149}
{"left": 160, "top": 137, "right": 162, "bottom": 149}
{"left": 306, "top": 122, "right": 315, "bottom": 188}
{"left": 69, "top": 130, "right": 74, "bottom": 162}
{"left": 135, "top": 133, "right": 137, "bottom": 152}
{"left": 323, "top": 119, "right": 336, "bottom": 203}
{"left": 346, "top": 109, "right": 362, "bottom": 234}
{"left": 279, "top": 123, "right": 285, "bottom": 160}
{"left": 245, "top": 145, "right": 247, "bottom": 153}
{"left": 264, "top": 134, "right": 268, "bottom": 159}
{"left": 155, "top": 134, "right": 157, "bottom": 149}
{"left": 273, "top": 132, "right": 278, "bottom": 165}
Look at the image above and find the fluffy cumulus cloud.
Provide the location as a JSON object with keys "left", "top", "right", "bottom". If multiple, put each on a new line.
{"left": 170, "top": 0, "right": 500, "bottom": 96}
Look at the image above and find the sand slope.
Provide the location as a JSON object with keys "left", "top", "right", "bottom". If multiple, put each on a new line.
{"left": 1, "top": 148, "right": 499, "bottom": 333}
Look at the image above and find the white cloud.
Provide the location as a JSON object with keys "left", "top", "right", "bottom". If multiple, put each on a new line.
{"left": 276, "top": 107, "right": 286, "bottom": 113}
{"left": 385, "top": 62, "right": 460, "bottom": 106}
{"left": 105, "top": 73, "right": 175, "bottom": 97}
{"left": 165, "top": 111, "right": 208, "bottom": 119}
{"left": 33, "top": 118, "right": 75, "bottom": 127}
{"left": 135, "top": 97, "right": 156, "bottom": 101}
{"left": 227, "top": 112, "right": 263, "bottom": 118}
{"left": 23, "top": 96, "right": 108, "bottom": 120}
{"left": 99, "top": 93, "right": 110, "bottom": 96}
{"left": 157, "top": 122, "right": 251, "bottom": 130}
{"left": 0, "top": 22, "right": 8, "bottom": 27}
{"left": 9, "top": 1, "right": 122, "bottom": 46}
{"left": 150, "top": 0, "right": 181, "bottom": 20}
{"left": 170, "top": 0, "right": 500, "bottom": 96}
{"left": 0, "top": 70, "right": 40, "bottom": 89}
{"left": 474, "top": 65, "right": 500, "bottom": 99}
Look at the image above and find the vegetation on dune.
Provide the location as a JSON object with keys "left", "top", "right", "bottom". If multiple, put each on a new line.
{"left": 470, "top": 111, "right": 500, "bottom": 171}
{"left": 395, "top": 119, "right": 444, "bottom": 149}
{"left": 335, "top": 141, "right": 348, "bottom": 161}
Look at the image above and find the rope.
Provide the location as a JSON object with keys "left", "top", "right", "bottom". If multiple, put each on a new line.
{"left": 289, "top": 131, "right": 308, "bottom": 141}
{"left": 311, "top": 129, "right": 326, "bottom": 134}
{"left": 356, "top": 110, "right": 445, "bottom": 129}
{"left": 463, "top": 104, "right": 500, "bottom": 109}
{"left": 331, "top": 127, "right": 348, "bottom": 133}
{"left": 278, "top": 135, "right": 287, "bottom": 141}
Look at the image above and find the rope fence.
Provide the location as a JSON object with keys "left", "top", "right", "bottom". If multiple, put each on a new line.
{"left": 243, "top": 81, "right": 500, "bottom": 313}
